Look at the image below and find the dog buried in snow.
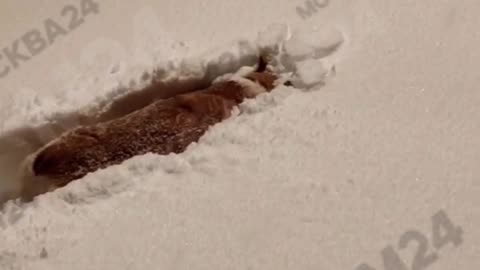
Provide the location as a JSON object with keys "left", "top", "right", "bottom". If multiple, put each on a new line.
{"left": 18, "top": 57, "right": 291, "bottom": 201}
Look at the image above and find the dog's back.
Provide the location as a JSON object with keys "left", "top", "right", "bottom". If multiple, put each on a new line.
{"left": 21, "top": 58, "right": 285, "bottom": 200}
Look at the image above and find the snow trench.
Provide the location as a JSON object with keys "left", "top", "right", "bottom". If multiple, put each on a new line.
{"left": 0, "top": 23, "right": 344, "bottom": 206}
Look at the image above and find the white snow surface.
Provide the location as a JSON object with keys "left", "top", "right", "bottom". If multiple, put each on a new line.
{"left": 1, "top": 0, "right": 480, "bottom": 269}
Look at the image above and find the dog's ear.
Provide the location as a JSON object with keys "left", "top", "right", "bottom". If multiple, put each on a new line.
{"left": 256, "top": 55, "right": 268, "bottom": 73}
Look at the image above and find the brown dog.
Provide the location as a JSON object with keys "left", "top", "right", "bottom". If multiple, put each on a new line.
{"left": 19, "top": 58, "right": 288, "bottom": 200}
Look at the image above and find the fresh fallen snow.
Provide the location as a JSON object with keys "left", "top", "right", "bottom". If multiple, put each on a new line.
{"left": 1, "top": 1, "right": 480, "bottom": 270}
{"left": 0, "top": 21, "right": 344, "bottom": 268}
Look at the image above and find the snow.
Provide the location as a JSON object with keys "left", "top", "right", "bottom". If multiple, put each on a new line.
{"left": 292, "top": 59, "right": 331, "bottom": 87}
{"left": 283, "top": 25, "right": 344, "bottom": 62}
{"left": 1, "top": 0, "right": 480, "bottom": 270}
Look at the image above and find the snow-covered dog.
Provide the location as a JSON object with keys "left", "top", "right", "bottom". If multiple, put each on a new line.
{"left": 19, "top": 57, "right": 290, "bottom": 200}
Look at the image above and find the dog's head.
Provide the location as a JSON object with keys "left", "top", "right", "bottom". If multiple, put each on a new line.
{"left": 244, "top": 55, "right": 292, "bottom": 91}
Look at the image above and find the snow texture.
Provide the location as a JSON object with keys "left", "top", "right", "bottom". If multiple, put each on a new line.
{"left": 1, "top": 1, "right": 479, "bottom": 270}
{"left": 0, "top": 22, "right": 344, "bottom": 269}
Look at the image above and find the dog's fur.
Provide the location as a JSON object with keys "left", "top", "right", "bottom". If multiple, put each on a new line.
{"left": 19, "top": 58, "right": 287, "bottom": 200}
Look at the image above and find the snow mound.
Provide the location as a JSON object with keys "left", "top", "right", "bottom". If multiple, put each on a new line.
{"left": 258, "top": 24, "right": 344, "bottom": 88}
{"left": 284, "top": 25, "right": 344, "bottom": 62}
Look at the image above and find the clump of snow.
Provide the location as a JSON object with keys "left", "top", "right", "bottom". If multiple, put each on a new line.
{"left": 283, "top": 25, "right": 344, "bottom": 62}
{"left": 292, "top": 59, "right": 335, "bottom": 88}
{"left": 256, "top": 23, "right": 291, "bottom": 55}
{"left": 251, "top": 24, "right": 345, "bottom": 89}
